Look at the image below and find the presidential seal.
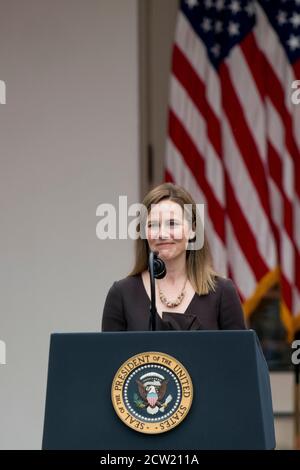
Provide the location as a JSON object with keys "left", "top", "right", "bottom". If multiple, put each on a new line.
{"left": 111, "top": 352, "right": 193, "bottom": 434}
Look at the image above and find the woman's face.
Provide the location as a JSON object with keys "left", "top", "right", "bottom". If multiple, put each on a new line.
{"left": 146, "top": 200, "right": 191, "bottom": 261}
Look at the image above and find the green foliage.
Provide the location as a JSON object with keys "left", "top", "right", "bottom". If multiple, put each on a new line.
{"left": 133, "top": 393, "right": 146, "bottom": 408}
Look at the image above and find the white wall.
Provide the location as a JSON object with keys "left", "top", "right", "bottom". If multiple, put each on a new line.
{"left": 0, "top": 0, "right": 139, "bottom": 449}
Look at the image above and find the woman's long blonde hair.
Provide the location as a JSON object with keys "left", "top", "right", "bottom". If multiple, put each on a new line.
{"left": 129, "top": 182, "right": 218, "bottom": 295}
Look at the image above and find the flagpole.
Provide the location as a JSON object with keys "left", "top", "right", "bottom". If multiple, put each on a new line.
{"left": 294, "top": 360, "right": 300, "bottom": 449}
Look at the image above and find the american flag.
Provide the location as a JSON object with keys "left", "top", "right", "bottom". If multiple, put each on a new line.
{"left": 166, "top": 0, "right": 300, "bottom": 341}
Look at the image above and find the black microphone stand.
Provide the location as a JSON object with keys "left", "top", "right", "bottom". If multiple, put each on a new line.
{"left": 148, "top": 251, "right": 166, "bottom": 331}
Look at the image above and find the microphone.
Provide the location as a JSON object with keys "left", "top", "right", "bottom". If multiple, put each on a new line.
{"left": 152, "top": 252, "right": 166, "bottom": 279}
{"left": 148, "top": 251, "right": 166, "bottom": 331}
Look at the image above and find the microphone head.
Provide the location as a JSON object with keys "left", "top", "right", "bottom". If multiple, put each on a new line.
{"left": 153, "top": 251, "right": 166, "bottom": 279}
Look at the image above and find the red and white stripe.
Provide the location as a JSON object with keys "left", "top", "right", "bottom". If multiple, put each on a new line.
{"left": 166, "top": 6, "right": 300, "bottom": 334}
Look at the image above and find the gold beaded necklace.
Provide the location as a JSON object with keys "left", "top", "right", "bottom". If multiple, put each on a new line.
{"left": 158, "top": 277, "right": 188, "bottom": 308}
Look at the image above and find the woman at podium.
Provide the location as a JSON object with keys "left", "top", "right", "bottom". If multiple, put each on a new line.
{"left": 102, "top": 182, "right": 246, "bottom": 332}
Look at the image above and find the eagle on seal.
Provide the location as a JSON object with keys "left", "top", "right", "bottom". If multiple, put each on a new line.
{"left": 136, "top": 378, "right": 169, "bottom": 408}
